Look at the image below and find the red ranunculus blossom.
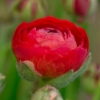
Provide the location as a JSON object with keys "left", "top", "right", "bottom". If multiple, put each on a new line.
{"left": 12, "top": 16, "right": 89, "bottom": 78}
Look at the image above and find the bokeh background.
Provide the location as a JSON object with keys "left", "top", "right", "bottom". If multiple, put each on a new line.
{"left": 0, "top": 0, "right": 100, "bottom": 100}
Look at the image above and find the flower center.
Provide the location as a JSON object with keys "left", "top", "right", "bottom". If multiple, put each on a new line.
{"left": 29, "top": 27, "right": 77, "bottom": 50}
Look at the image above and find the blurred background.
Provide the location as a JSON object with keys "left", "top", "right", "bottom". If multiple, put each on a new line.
{"left": 0, "top": 0, "right": 100, "bottom": 100}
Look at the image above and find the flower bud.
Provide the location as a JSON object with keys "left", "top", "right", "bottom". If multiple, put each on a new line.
{"left": 81, "top": 63, "right": 100, "bottom": 93}
{"left": 12, "top": 16, "right": 90, "bottom": 88}
{"left": 14, "top": 0, "right": 46, "bottom": 21}
{"left": 31, "top": 85, "right": 63, "bottom": 100}
{"left": 62, "top": 0, "right": 97, "bottom": 18}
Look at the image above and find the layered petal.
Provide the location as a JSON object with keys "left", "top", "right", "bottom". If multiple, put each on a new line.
{"left": 33, "top": 47, "right": 87, "bottom": 78}
{"left": 12, "top": 16, "right": 89, "bottom": 78}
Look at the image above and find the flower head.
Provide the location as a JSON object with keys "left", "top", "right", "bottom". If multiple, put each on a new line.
{"left": 12, "top": 16, "right": 89, "bottom": 78}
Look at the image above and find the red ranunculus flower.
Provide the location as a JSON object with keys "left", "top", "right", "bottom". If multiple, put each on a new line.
{"left": 12, "top": 16, "right": 89, "bottom": 78}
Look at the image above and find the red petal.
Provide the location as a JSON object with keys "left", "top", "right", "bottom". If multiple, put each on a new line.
{"left": 78, "top": 27, "right": 89, "bottom": 50}
{"left": 13, "top": 45, "right": 51, "bottom": 61}
{"left": 34, "top": 47, "right": 88, "bottom": 78}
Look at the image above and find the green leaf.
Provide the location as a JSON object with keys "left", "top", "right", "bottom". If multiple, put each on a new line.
{"left": 0, "top": 73, "right": 5, "bottom": 93}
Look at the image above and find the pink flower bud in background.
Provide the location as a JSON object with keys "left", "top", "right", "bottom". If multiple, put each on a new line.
{"left": 13, "top": 0, "right": 46, "bottom": 21}
{"left": 62, "top": 0, "right": 98, "bottom": 19}
{"left": 17, "top": 0, "right": 28, "bottom": 12}
{"left": 74, "top": 0, "right": 91, "bottom": 17}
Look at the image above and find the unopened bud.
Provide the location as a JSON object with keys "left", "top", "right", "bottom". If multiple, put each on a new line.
{"left": 14, "top": 0, "right": 46, "bottom": 21}
{"left": 62, "top": 0, "right": 98, "bottom": 18}
{"left": 31, "top": 85, "right": 63, "bottom": 100}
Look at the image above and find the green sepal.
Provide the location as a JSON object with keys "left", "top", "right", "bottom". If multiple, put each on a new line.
{"left": 16, "top": 53, "right": 91, "bottom": 89}
{"left": 71, "top": 53, "right": 91, "bottom": 81}
{"left": 16, "top": 62, "right": 35, "bottom": 81}
{"left": 42, "top": 53, "right": 91, "bottom": 89}
{"left": 42, "top": 70, "right": 73, "bottom": 89}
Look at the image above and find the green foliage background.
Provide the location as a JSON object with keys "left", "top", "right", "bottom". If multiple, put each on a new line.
{"left": 0, "top": 0, "right": 100, "bottom": 100}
